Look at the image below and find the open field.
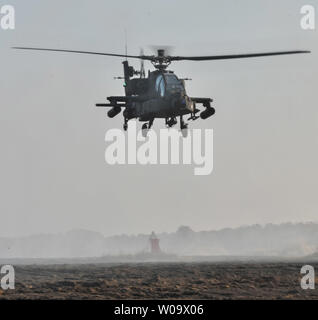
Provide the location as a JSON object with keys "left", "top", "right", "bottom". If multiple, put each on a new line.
{"left": 1, "top": 262, "right": 318, "bottom": 300}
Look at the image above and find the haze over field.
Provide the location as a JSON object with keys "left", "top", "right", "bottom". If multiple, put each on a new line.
{"left": 1, "top": 223, "right": 318, "bottom": 259}
{"left": 0, "top": 1, "right": 317, "bottom": 238}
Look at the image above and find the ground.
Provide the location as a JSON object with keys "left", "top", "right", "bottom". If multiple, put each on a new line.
{"left": 1, "top": 262, "right": 318, "bottom": 300}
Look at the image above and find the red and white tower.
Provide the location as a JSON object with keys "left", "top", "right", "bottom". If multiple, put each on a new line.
{"left": 149, "top": 231, "right": 161, "bottom": 254}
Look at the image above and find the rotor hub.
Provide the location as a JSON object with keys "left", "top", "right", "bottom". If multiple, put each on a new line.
{"left": 151, "top": 49, "right": 171, "bottom": 70}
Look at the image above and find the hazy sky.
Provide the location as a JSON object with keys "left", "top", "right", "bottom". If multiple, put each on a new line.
{"left": 0, "top": 0, "right": 317, "bottom": 237}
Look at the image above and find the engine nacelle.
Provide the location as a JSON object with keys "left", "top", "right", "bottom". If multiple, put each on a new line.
{"left": 107, "top": 106, "right": 121, "bottom": 118}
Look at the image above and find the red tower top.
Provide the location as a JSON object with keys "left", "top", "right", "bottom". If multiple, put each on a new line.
{"left": 149, "top": 231, "right": 161, "bottom": 254}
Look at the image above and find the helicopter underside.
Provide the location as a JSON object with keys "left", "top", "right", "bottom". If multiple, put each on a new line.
{"left": 96, "top": 95, "right": 215, "bottom": 137}
{"left": 134, "top": 98, "right": 192, "bottom": 121}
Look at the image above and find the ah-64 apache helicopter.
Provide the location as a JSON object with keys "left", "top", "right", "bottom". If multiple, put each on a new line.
{"left": 13, "top": 46, "right": 310, "bottom": 137}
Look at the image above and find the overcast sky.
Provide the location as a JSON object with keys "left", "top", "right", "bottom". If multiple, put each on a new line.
{"left": 0, "top": 0, "right": 317, "bottom": 237}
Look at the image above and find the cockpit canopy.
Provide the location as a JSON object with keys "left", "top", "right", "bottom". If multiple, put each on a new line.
{"left": 164, "top": 73, "right": 182, "bottom": 88}
{"left": 155, "top": 73, "right": 183, "bottom": 97}
{"left": 155, "top": 74, "right": 165, "bottom": 97}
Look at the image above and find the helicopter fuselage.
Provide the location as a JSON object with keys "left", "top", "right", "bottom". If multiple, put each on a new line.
{"left": 97, "top": 60, "right": 215, "bottom": 134}
{"left": 126, "top": 70, "right": 194, "bottom": 121}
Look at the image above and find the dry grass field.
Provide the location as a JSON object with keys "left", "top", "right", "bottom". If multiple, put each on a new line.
{"left": 1, "top": 262, "right": 318, "bottom": 300}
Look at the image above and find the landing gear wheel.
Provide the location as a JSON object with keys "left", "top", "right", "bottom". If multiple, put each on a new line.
{"left": 181, "top": 124, "right": 188, "bottom": 138}
{"left": 142, "top": 123, "right": 148, "bottom": 138}
{"left": 180, "top": 115, "right": 188, "bottom": 136}
{"left": 180, "top": 122, "right": 188, "bottom": 130}
{"left": 180, "top": 114, "right": 188, "bottom": 137}
{"left": 181, "top": 129, "right": 188, "bottom": 138}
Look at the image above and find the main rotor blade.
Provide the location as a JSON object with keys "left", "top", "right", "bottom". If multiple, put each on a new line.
{"left": 12, "top": 47, "right": 154, "bottom": 60}
{"left": 170, "top": 50, "right": 310, "bottom": 61}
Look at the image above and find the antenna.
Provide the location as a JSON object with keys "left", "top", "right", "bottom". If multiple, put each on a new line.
{"left": 124, "top": 28, "right": 127, "bottom": 61}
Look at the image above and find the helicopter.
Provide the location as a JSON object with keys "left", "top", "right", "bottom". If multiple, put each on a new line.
{"left": 12, "top": 46, "right": 310, "bottom": 137}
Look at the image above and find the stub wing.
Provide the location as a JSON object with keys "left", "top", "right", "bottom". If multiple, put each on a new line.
{"left": 190, "top": 97, "right": 213, "bottom": 107}
{"left": 96, "top": 96, "right": 142, "bottom": 107}
{"left": 190, "top": 97, "right": 212, "bottom": 103}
